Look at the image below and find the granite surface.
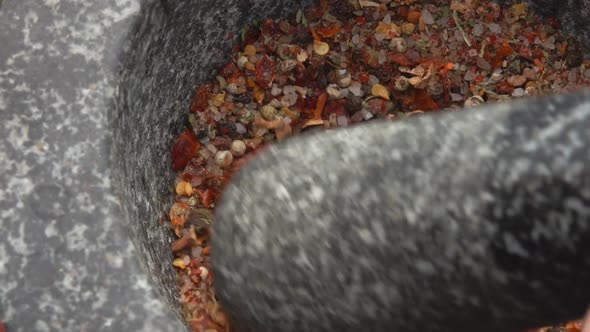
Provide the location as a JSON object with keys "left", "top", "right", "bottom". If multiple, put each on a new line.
{"left": 0, "top": 1, "right": 183, "bottom": 331}
{"left": 213, "top": 92, "right": 590, "bottom": 332}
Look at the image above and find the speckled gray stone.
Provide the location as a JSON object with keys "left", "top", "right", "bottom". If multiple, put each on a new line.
{"left": 212, "top": 92, "right": 590, "bottom": 331}
{"left": 0, "top": 1, "right": 181, "bottom": 331}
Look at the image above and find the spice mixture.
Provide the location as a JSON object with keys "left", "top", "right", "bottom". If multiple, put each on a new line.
{"left": 167, "top": 0, "right": 590, "bottom": 330}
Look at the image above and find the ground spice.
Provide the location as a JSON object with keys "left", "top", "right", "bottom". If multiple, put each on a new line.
{"left": 168, "top": 0, "right": 590, "bottom": 330}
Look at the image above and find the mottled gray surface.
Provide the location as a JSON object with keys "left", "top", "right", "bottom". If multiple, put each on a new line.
{"left": 0, "top": 1, "right": 182, "bottom": 331}
{"left": 213, "top": 92, "right": 590, "bottom": 332}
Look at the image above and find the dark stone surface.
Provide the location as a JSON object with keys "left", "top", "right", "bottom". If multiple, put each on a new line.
{"left": 213, "top": 92, "right": 590, "bottom": 332}
{"left": 0, "top": 0, "right": 182, "bottom": 331}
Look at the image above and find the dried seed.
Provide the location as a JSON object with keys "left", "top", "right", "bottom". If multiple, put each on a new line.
{"left": 401, "top": 23, "right": 415, "bottom": 34}
{"left": 244, "top": 44, "right": 257, "bottom": 57}
{"left": 253, "top": 85, "right": 265, "bottom": 103}
{"left": 237, "top": 56, "right": 249, "bottom": 70}
{"left": 230, "top": 140, "right": 247, "bottom": 157}
{"left": 170, "top": 202, "right": 190, "bottom": 228}
{"left": 464, "top": 95, "right": 485, "bottom": 108}
{"left": 490, "top": 69, "right": 504, "bottom": 82}
{"left": 394, "top": 76, "right": 409, "bottom": 91}
{"left": 261, "top": 104, "right": 278, "bottom": 120}
{"left": 371, "top": 84, "right": 390, "bottom": 100}
{"left": 216, "top": 75, "right": 227, "bottom": 90}
{"left": 313, "top": 40, "right": 330, "bottom": 56}
{"left": 278, "top": 59, "right": 298, "bottom": 73}
{"left": 212, "top": 93, "right": 225, "bottom": 107}
{"left": 173, "top": 258, "right": 187, "bottom": 269}
{"left": 297, "top": 49, "right": 309, "bottom": 62}
{"left": 245, "top": 62, "right": 256, "bottom": 71}
{"left": 389, "top": 37, "right": 408, "bottom": 53}
{"left": 175, "top": 181, "right": 194, "bottom": 197}
{"left": 337, "top": 71, "right": 352, "bottom": 88}
{"left": 326, "top": 84, "right": 342, "bottom": 98}
{"left": 226, "top": 83, "right": 246, "bottom": 95}
{"left": 215, "top": 150, "right": 233, "bottom": 168}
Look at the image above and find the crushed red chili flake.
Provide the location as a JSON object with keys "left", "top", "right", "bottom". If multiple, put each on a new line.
{"left": 171, "top": 131, "right": 201, "bottom": 171}
{"left": 168, "top": 0, "right": 590, "bottom": 330}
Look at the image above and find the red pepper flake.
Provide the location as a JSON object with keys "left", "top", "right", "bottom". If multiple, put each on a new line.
{"left": 534, "top": 58, "right": 544, "bottom": 73}
{"left": 495, "top": 81, "right": 514, "bottom": 94}
{"left": 317, "top": 23, "right": 341, "bottom": 38}
{"left": 411, "top": 89, "right": 439, "bottom": 111}
{"left": 255, "top": 54, "right": 276, "bottom": 88}
{"left": 389, "top": 53, "right": 413, "bottom": 66}
{"left": 398, "top": 5, "right": 409, "bottom": 19}
{"left": 359, "top": 73, "right": 370, "bottom": 84}
{"left": 492, "top": 41, "right": 513, "bottom": 68}
{"left": 198, "top": 189, "right": 216, "bottom": 208}
{"left": 226, "top": 31, "right": 234, "bottom": 40}
{"left": 407, "top": 10, "right": 421, "bottom": 24}
{"left": 439, "top": 62, "right": 454, "bottom": 75}
{"left": 171, "top": 131, "right": 201, "bottom": 171}
{"left": 219, "top": 61, "right": 238, "bottom": 77}
{"left": 190, "top": 84, "right": 212, "bottom": 113}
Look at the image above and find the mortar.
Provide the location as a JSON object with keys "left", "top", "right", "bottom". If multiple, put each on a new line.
{"left": 111, "top": 0, "right": 590, "bottom": 330}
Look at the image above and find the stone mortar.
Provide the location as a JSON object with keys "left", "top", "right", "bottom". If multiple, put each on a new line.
{"left": 111, "top": 0, "right": 590, "bottom": 330}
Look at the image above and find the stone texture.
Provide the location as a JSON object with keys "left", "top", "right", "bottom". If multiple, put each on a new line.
{"left": 212, "top": 92, "right": 590, "bottom": 332}
{"left": 0, "top": 0, "right": 182, "bottom": 331}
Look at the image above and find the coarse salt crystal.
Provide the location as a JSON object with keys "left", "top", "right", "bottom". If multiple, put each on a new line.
{"left": 349, "top": 82, "right": 363, "bottom": 96}
{"left": 191, "top": 246, "right": 202, "bottom": 258}
{"left": 235, "top": 123, "right": 247, "bottom": 134}
{"left": 383, "top": 14, "right": 392, "bottom": 24}
{"left": 421, "top": 9, "right": 434, "bottom": 25}
{"left": 368, "top": 75, "right": 379, "bottom": 85}
{"left": 337, "top": 115, "right": 349, "bottom": 126}
{"left": 473, "top": 23, "right": 483, "bottom": 36}
{"left": 543, "top": 36, "right": 556, "bottom": 50}
{"left": 271, "top": 85, "right": 282, "bottom": 96}
{"left": 512, "top": 88, "right": 525, "bottom": 97}
{"left": 487, "top": 23, "right": 501, "bottom": 34}
{"left": 464, "top": 71, "right": 476, "bottom": 81}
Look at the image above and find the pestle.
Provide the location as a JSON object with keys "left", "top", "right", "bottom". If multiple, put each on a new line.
{"left": 211, "top": 91, "right": 590, "bottom": 332}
